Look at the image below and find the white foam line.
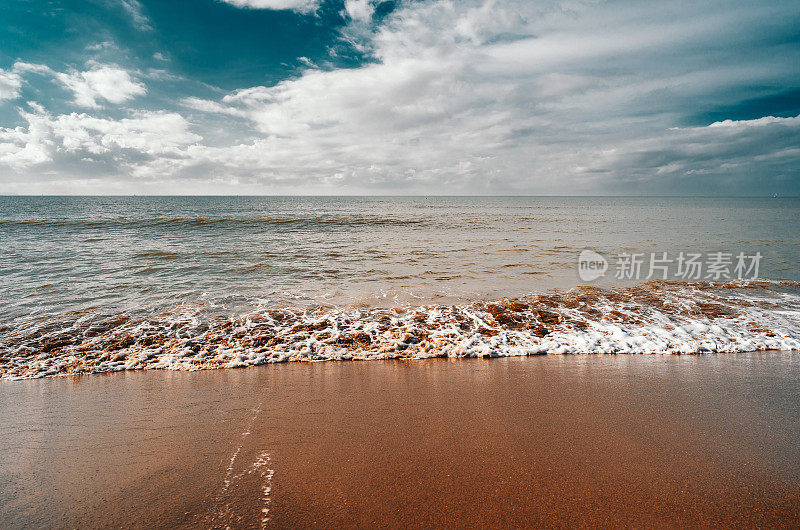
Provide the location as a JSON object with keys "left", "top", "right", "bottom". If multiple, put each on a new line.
{"left": 5, "top": 281, "right": 800, "bottom": 379}
{"left": 209, "top": 401, "right": 272, "bottom": 527}
{"left": 221, "top": 402, "right": 262, "bottom": 494}
{"left": 250, "top": 451, "right": 274, "bottom": 528}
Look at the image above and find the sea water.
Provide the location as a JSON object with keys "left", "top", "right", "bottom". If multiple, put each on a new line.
{"left": 1, "top": 196, "right": 798, "bottom": 378}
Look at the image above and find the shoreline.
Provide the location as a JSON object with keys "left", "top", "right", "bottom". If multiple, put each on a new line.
{"left": 3, "top": 345, "right": 800, "bottom": 383}
{"left": 2, "top": 353, "right": 799, "bottom": 527}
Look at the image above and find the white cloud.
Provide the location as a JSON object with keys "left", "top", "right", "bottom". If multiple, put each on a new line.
{"left": 0, "top": 104, "right": 53, "bottom": 167}
{"left": 50, "top": 111, "right": 201, "bottom": 155}
{"left": 706, "top": 115, "right": 800, "bottom": 129}
{"left": 297, "top": 56, "right": 316, "bottom": 68}
{"left": 183, "top": 96, "right": 247, "bottom": 116}
{"left": 344, "top": 0, "right": 376, "bottom": 22}
{"left": 119, "top": 0, "right": 152, "bottom": 30}
{"left": 56, "top": 64, "right": 147, "bottom": 108}
{"left": 12, "top": 62, "right": 53, "bottom": 75}
{"left": 86, "top": 41, "right": 116, "bottom": 51}
{"left": 0, "top": 62, "right": 52, "bottom": 101}
{"left": 0, "top": 69, "right": 23, "bottom": 101}
{"left": 0, "top": 104, "right": 200, "bottom": 171}
{"left": 219, "top": 0, "right": 321, "bottom": 13}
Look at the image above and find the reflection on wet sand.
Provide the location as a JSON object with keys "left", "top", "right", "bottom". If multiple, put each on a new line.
{"left": 1, "top": 353, "right": 799, "bottom": 527}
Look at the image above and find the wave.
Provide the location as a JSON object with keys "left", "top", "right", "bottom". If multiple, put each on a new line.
{"left": 0, "top": 216, "right": 430, "bottom": 228}
{"left": 2, "top": 280, "right": 799, "bottom": 380}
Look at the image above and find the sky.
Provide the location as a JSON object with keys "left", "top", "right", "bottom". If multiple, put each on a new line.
{"left": 0, "top": 0, "right": 799, "bottom": 195}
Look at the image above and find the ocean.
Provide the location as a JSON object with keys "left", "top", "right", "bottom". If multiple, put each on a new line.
{"left": 1, "top": 196, "right": 799, "bottom": 378}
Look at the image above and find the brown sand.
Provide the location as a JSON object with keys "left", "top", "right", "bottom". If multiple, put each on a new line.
{"left": 1, "top": 353, "right": 800, "bottom": 528}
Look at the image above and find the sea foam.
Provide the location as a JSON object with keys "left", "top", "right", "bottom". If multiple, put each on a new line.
{"left": 2, "top": 280, "right": 799, "bottom": 379}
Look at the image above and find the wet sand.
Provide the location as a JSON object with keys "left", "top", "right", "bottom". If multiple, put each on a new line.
{"left": 2, "top": 352, "right": 800, "bottom": 528}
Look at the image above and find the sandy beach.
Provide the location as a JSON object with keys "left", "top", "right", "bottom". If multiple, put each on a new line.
{"left": 2, "top": 352, "right": 799, "bottom": 528}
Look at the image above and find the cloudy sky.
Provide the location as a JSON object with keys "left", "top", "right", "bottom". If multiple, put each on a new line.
{"left": 1, "top": 0, "right": 798, "bottom": 195}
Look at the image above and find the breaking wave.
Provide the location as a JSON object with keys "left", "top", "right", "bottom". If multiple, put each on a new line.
{"left": 2, "top": 280, "right": 799, "bottom": 380}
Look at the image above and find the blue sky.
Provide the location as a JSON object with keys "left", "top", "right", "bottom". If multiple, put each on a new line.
{"left": 1, "top": 0, "right": 799, "bottom": 194}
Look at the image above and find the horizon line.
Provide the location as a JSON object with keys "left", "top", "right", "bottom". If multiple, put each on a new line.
{"left": 0, "top": 194, "right": 797, "bottom": 199}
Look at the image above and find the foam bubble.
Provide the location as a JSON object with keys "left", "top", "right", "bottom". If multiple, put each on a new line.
{"left": 2, "top": 280, "right": 798, "bottom": 380}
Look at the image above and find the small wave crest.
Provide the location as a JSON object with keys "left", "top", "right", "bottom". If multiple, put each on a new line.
{"left": 0, "top": 216, "right": 430, "bottom": 229}
{"left": 2, "top": 280, "right": 799, "bottom": 380}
